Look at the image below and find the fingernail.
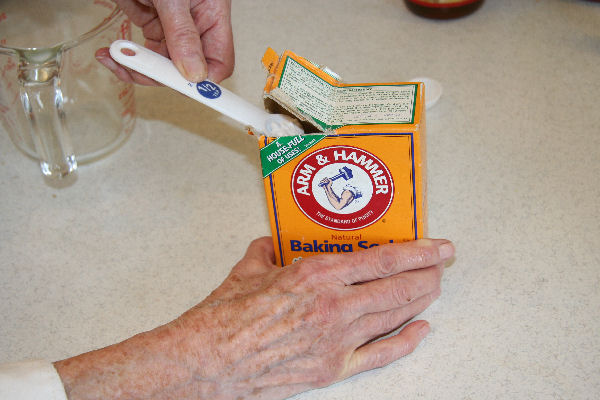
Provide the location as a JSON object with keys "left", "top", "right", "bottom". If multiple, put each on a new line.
{"left": 96, "top": 53, "right": 116, "bottom": 71}
{"left": 177, "top": 56, "right": 206, "bottom": 82}
{"left": 419, "top": 321, "right": 431, "bottom": 337}
{"left": 414, "top": 238, "right": 434, "bottom": 247}
{"left": 438, "top": 242, "right": 454, "bottom": 260}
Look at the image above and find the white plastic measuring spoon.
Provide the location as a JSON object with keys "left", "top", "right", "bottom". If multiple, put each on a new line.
{"left": 109, "top": 40, "right": 303, "bottom": 137}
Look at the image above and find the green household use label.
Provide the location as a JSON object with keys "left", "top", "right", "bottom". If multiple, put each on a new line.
{"left": 261, "top": 134, "right": 326, "bottom": 177}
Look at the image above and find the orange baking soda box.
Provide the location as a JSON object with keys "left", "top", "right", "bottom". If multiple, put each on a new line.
{"left": 257, "top": 48, "right": 427, "bottom": 267}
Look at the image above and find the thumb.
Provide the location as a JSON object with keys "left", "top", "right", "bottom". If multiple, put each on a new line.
{"left": 153, "top": 0, "right": 207, "bottom": 82}
{"left": 232, "top": 237, "right": 278, "bottom": 277}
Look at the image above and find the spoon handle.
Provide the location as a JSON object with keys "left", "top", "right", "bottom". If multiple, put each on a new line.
{"left": 109, "top": 40, "right": 284, "bottom": 136}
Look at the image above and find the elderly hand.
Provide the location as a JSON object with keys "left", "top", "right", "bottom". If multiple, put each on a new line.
{"left": 55, "top": 237, "right": 454, "bottom": 400}
{"left": 96, "top": 0, "right": 234, "bottom": 84}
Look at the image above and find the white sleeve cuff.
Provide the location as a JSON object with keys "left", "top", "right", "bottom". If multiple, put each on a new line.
{"left": 0, "top": 359, "right": 68, "bottom": 400}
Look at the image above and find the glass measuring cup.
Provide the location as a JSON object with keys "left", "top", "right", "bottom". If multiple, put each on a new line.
{"left": 0, "top": 0, "right": 135, "bottom": 180}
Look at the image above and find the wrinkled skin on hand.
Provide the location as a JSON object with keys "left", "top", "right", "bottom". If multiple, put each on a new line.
{"left": 55, "top": 237, "right": 454, "bottom": 400}
{"left": 97, "top": 0, "right": 234, "bottom": 84}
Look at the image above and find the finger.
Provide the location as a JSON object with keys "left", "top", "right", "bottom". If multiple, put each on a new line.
{"left": 113, "top": 0, "right": 157, "bottom": 27}
{"left": 346, "top": 263, "right": 443, "bottom": 315}
{"left": 153, "top": 0, "right": 207, "bottom": 82}
{"left": 203, "top": 28, "right": 234, "bottom": 83}
{"left": 144, "top": 39, "right": 170, "bottom": 58}
{"left": 96, "top": 48, "right": 134, "bottom": 83}
{"left": 350, "top": 287, "right": 441, "bottom": 345}
{"left": 343, "top": 320, "right": 431, "bottom": 379}
{"left": 140, "top": 16, "right": 165, "bottom": 42}
{"left": 95, "top": 48, "right": 161, "bottom": 86}
{"left": 127, "top": 69, "right": 164, "bottom": 86}
{"left": 191, "top": 3, "right": 234, "bottom": 82}
{"left": 231, "top": 237, "right": 278, "bottom": 277}
{"left": 329, "top": 239, "right": 454, "bottom": 285}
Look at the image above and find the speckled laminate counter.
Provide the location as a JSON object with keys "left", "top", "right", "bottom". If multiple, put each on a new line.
{"left": 1, "top": 1, "right": 599, "bottom": 398}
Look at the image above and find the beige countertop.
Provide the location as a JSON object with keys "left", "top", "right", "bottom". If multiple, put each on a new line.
{"left": 1, "top": 0, "right": 599, "bottom": 398}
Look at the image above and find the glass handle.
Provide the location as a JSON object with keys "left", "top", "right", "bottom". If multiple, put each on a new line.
{"left": 18, "top": 58, "right": 77, "bottom": 179}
